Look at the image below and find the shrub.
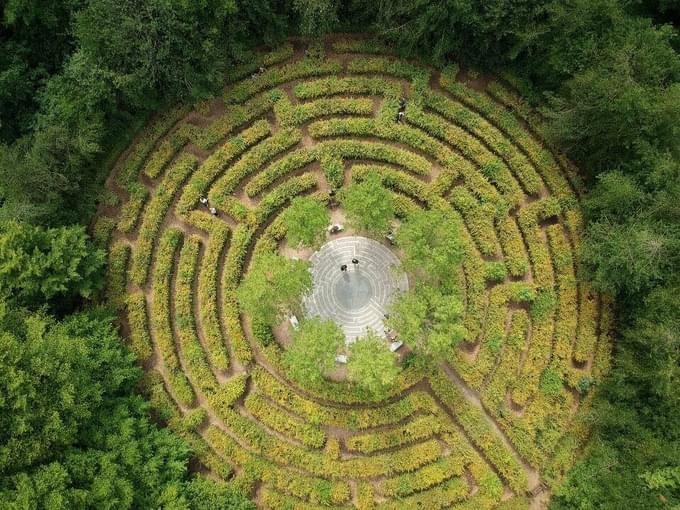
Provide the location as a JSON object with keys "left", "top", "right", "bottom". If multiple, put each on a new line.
{"left": 282, "top": 195, "right": 329, "bottom": 248}
{"left": 339, "top": 172, "right": 394, "bottom": 233}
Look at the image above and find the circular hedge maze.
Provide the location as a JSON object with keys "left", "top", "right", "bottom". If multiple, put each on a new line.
{"left": 97, "top": 39, "right": 613, "bottom": 509}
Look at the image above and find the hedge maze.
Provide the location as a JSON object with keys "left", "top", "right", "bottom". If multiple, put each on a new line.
{"left": 98, "top": 39, "right": 612, "bottom": 509}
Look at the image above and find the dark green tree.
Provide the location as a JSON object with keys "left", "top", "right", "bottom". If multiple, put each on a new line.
{"left": 293, "top": 0, "right": 338, "bottom": 36}
{"left": 348, "top": 332, "right": 400, "bottom": 397}
{"left": 283, "top": 196, "right": 330, "bottom": 248}
{"left": 237, "top": 253, "right": 312, "bottom": 326}
{"left": 339, "top": 174, "right": 394, "bottom": 234}
{"left": 580, "top": 219, "right": 679, "bottom": 296}
{"left": 387, "top": 284, "right": 467, "bottom": 360}
{"left": 283, "top": 317, "right": 344, "bottom": 386}
{"left": 373, "top": 0, "right": 548, "bottom": 66}
{"left": 396, "top": 208, "right": 464, "bottom": 288}
{"left": 0, "top": 306, "right": 200, "bottom": 508}
{"left": 0, "top": 221, "right": 105, "bottom": 310}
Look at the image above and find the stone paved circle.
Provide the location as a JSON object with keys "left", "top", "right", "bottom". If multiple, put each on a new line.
{"left": 304, "top": 236, "right": 408, "bottom": 341}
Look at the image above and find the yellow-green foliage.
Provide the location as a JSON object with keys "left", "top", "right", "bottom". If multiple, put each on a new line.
{"left": 102, "top": 41, "right": 610, "bottom": 509}
{"left": 150, "top": 229, "right": 195, "bottom": 406}
{"left": 106, "top": 241, "right": 130, "bottom": 309}
{"left": 129, "top": 154, "right": 197, "bottom": 286}
{"left": 245, "top": 392, "right": 326, "bottom": 448}
{"left": 347, "top": 415, "right": 441, "bottom": 453}
{"left": 116, "top": 105, "right": 191, "bottom": 188}
{"left": 126, "top": 292, "right": 153, "bottom": 362}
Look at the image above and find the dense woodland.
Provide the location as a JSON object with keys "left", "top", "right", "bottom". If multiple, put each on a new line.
{"left": 1, "top": 0, "right": 679, "bottom": 508}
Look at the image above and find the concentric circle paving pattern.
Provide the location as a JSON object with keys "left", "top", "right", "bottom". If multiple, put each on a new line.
{"left": 304, "top": 236, "right": 408, "bottom": 341}
{"left": 99, "top": 38, "right": 614, "bottom": 509}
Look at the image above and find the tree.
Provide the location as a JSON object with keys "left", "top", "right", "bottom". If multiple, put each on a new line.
{"left": 373, "top": 0, "right": 548, "bottom": 66}
{"left": 74, "top": 0, "right": 240, "bottom": 102}
{"left": 237, "top": 252, "right": 312, "bottom": 326}
{"left": 396, "top": 208, "right": 464, "bottom": 288}
{"left": 283, "top": 317, "right": 344, "bottom": 386}
{"left": 293, "top": 0, "right": 338, "bottom": 36}
{"left": 552, "top": 286, "right": 680, "bottom": 509}
{"left": 0, "top": 221, "right": 105, "bottom": 310}
{"left": 542, "top": 13, "right": 680, "bottom": 174}
{"left": 339, "top": 173, "right": 394, "bottom": 234}
{"left": 580, "top": 218, "right": 679, "bottom": 296}
{"left": 283, "top": 196, "right": 329, "bottom": 248}
{"left": 348, "top": 331, "right": 400, "bottom": 397}
{"left": 386, "top": 284, "right": 467, "bottom": 360}
{"left": 0, "top": 306, "right": 198, "bottom": 508}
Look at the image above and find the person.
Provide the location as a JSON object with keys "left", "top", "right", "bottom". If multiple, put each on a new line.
{"left": 209, "top": 207, "right": 217, "bottom": 216}
{"left": 397, "top": 111, "right": 405, "bottom": 123}
{"left": 399, "top": 97, "right": 407, "bottom": 109}
{"left": 352, "top": 258, "right": 359, "bottom": 265}
{"left": 340, "top": 264, "right": 347, "bottom": 272}
{"left": 199, "top": 197, "right": 208, "bottom": 205}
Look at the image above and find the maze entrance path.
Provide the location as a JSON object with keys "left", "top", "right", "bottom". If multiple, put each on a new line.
{"left": 98, "top": 37, "right": 614, "bottom": 510}
{"left": 305, "top": 236, "right": 408, "bottom": 341}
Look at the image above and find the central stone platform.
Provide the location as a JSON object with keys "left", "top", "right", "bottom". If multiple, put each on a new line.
{"left": 304, "top": 236, "right": 408, "bottom": 341}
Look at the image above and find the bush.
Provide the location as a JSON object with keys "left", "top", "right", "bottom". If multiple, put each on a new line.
{"left": 0, "top": 221, "right": 105, "bottom": 310}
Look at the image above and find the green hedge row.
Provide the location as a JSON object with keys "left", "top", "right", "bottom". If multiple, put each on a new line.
{"left": 449, "top": 186, "right": 499, "bottom": 256}
{"left": 222, "top": 225, "right": 254, "bottom": 365}
{"left": 207, "top": 420, "right": 443, "bottom": 479}
{"left": 406, "top": 104, "right": 524, "bottom": 206}
{"left": 517, "top": 201, "right": 555, "bottom": 290}
{"left": 117, "top": 183, "right": 148, "bottom": 234}
{"left": 225, "top": 44, "right": 295, "bottom": 83}
{"left": 106, "top": 241, "right": 130, "bottom": 309}
{"left": 252, "top": 173, "right": 318, "bottom": 226}
{"left": 430, "top": 370, "right": 528, "bottom": 493}
{"left": 175, "top": 235, "right": 220, "bottom": 396}
{"left": 497, "top": 216, "right": 530, "bottom": 277}
{"left": 294, "top": 76, "right": 401, "bottom": 100}
{"left": 346, "top": 415, "right": 441, "bottom": 454}
{"left": 347, "top": 57, "right": 430, "bottom": 83}
{"left": 275, "top": 95, "right": 374, "bottom": 127}
{"left": 377, "top": 457, "right": 466, "bottom": 498}
{"left": 176, "top": 120, "right": 270, "bottom": 220}
{"left": 209, "top": 127, "right": 301, "bottom": 208}
{"left": 252, "top": 367, "right": 438, "bottom": 430}
{"left": 438, "top": 71, "right": 573, "bottom": 201}
{"left": 116, "top": 105, "right": 191, "bottom": 189}
{"left": 196, "top": 223, "right": 230, "bottom": 371}
{"left": 245, "top": 392, "right": 326, "bottom": 448}
{"left": 129, "top": 153, "right": 197, "bottom": 286}
{"left": 332, "top": 38, "right": 393, "bottom": 55}
{"left": 150, "top": 229, "right": 195, "bottom": 407}
{"left": 126, "top": 292, "right": 153, "bottom": 362}
{"left": 424, "top": 91, "right": 543, "bottom": 197}
{"left": 225, "top": 58, "right": 343, "bottom": 104}
{"left": 142, "top": 124, "right": 193, "bottom": 179}
{"left": 192, "top": 91, "right": 278, "bottom": 150}
{"left": 376, "top": 477, "right": 469, "bottom": 510}
{"left": 245, "top": 146, "right": 316, "bottom": 198}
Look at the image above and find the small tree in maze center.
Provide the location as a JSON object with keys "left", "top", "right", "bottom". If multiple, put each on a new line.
{"left": 396, "top": 208, "right": 464, "bottom": 290}
{"left": 339, "top": 172, "right": 394, "bottom": 234}
{"left": 283, "top": 196, "right": 330, "bottom": 248}
{"left": 387, "top": 284, "right": 467, "bottom": 361}
{"left": 348, "top": 330, "right": 400, "bottom": 398}
{"left": 237, "top": 252, "right": 312, "bottom": 326}
{"left": 283, "top": 317, "right": 344, "bottom": 386}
